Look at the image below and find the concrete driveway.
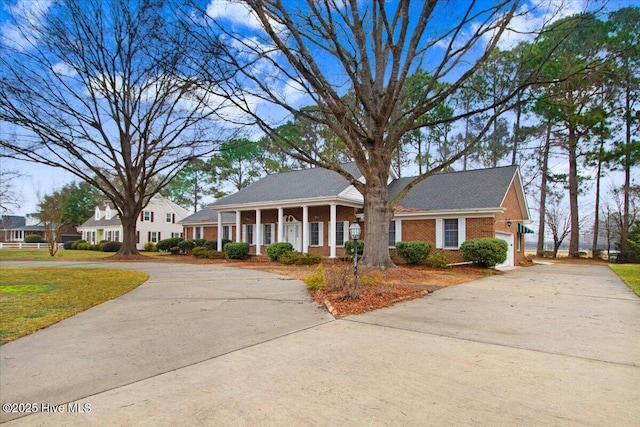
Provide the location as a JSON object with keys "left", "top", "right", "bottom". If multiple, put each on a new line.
{"left": 1, "top": 261, "right": 639, "bottom": 426}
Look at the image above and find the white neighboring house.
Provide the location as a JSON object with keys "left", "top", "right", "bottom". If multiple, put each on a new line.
{"left": 77, "top": 194, "right": 189, "bottom": 250}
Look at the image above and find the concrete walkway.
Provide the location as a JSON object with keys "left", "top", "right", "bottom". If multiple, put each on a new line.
{"left": 1, "top": 261, "right": 639, "bottom": 426}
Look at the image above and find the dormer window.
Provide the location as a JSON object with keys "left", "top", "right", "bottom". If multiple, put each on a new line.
{"left": 95, "top": 207, "right": 101, "bottom": 221}
{"left": 105, "top": 206, "right": 112, "bottom": 220}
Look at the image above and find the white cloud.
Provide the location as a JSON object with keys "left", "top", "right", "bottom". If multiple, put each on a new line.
{"left": 495, "top": 0, "right": 588, "bottom": 50}
{"left": 1, "top": 0, "right": 53, "bottom": 50}
{"left": 206, "top": 0, "right": 264, "bottom": 30}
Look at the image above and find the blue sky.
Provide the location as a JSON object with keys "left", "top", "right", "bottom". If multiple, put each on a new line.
{"left": 1, "top": 0, "right": 638, "bottom": 232}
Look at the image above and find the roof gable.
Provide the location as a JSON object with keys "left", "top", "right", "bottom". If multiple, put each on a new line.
{"left": 389, "top": 166, "right": 520, "bottom": 211}
{"left": 211, "top": 163, "right": 363, "bottom": 208}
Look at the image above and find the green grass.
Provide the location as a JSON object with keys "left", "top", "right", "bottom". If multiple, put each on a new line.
{"left": 0, "top": 248, "right": 115, "bottom": 261}
{"left": 609, "top": 264, "right": 640, "bottom": 297}
{"left": 0, "top": 267, "right": 148, "bottom": 344}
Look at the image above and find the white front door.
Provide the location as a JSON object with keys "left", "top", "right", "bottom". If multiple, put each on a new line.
{"left": 284, "top": 223, "right": 301, "bottom": 252}
{"left": 496, "top": 232, "right": 514, "bottom": 268}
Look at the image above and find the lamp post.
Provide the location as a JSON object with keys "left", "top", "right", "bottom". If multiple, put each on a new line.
{"left": 349, "top": 222, "right": 361, "bottom": 289}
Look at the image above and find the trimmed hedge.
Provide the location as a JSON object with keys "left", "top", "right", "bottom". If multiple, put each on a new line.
{"left": 102, "top": 241, "right": 122, "bottom": 252}
{"left": 460, "top": 238, "right": 508, "bottom": 267}
{"left": 193, "top": 247, "right": 226, "bottom": 259}
{"left": 266, "top": 242, "right": 294, "bottom": 261}
{"left": 177, "top": 239, "right": 196, "bottom": 254}
{"left": 204, "top": 239, "right": 232, "bottom": 251}
{"left": 71, "top": 240, "right": 88, "bottom": 250}
{"left": 395, "top": 241, "right": 432, "bottom": 265}
{"left": 24, "top": 234, "right": 45, "bottom": 243}
{"left": 157, "top": 237, "right": 184, "bottom": 252}
{"left": 278, "top": 251, "right": 322, "bottom": 265}
{"left": 224, "top": 242, "right": 250, "bottom": 260}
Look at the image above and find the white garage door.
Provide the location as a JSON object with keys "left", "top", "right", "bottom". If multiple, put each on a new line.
{"left": 495, "top": 232, "right": 514, "bottom": 268}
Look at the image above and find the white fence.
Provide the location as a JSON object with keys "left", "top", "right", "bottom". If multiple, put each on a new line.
{"left": 0, "top": 242, "right": 63, "bottom": 249}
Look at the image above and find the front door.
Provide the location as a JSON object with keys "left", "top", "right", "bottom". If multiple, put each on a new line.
{"left": 284, "top": 223, "right": 301, "bottom": 252}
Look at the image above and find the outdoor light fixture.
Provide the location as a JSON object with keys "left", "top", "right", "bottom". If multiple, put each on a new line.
{"left": 506, "top": 218, "right": 512, "bottom": 228}
{"left": 349, "top": 222, "right": 361, "bottom": 240}
{"left": 349, "top": 222, "right": 361, "bottom": 289}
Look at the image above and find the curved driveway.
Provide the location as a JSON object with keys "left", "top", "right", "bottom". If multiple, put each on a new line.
{"left": 1, "top": 261, "right": 639, "bottom": 426}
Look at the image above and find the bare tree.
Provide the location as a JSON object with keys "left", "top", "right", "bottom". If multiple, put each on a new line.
{"left": 191, "top": 0, "right": 550, "bottom": 268}
{"left": 38, "top": 189, "right": 70, "bottom": 257}
{"left": 0, "top": 0, "right": 232, "bottom": 255}
{"left": 545, "top": 194, "right": 571, "bottom": 258}
{"left": 0, "top": 168, "right": 22, "bottom": 214}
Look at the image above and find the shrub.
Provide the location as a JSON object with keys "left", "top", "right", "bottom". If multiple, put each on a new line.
{"left": 157, "top": 237, "right": 184, "bottom": 252}
{"left": 24, "top": 234, "right": 45, "bottom": 243}
{"left": 170, "top": 246, "right": 180, "bottom": 255}
{"left": 177, "top": 239, "right": 196, "bottom": 254}
{"left": 71, "top": 240, "right": 87, "bottom": 250}
{"left": 460, "top": 238, "right": 508, "bottom": 267}
{"left": 193, "top": 238, "right": 207, "bottom": 247}
{"left": 102, "top": 241, "right": 122, "bottom": 252}
{"left": 144, "top": 242, "right": 156, "bottom": 252}
{"left": 344, "top": 239, "right": 364, "bottom": 260}
{"left": 305, "top": 264, "right": 328, "bottom": 290}
{"left": 224, "top": 242, "right": 250, "bottom": 260}
{"left": 278, "top": 251, "right": 322, "bottom": 265}
{"left": 266, "top": 242, "right": 294, "bottom": 261}
{"left": 395, "top": 241, "right": 432, "bottom": 265}
{"left": 193, "top": 247, "right": 225, "bottom": 259}
{"left": 77, "top": 242, "right": 91, "bottom": 250}
{"left": 63, "top": 240, "right": 76, "bottom": 250}
{"left": 203, "top": 239, "right": 232, "bottom": 251}
{"left": 426, "top": 250, "right": 451, "bottom": 268}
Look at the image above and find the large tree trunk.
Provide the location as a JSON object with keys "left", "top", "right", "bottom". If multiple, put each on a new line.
{"left": 620, "top": 81, "right": 632, "bottom": 253}
{"left": 360, "top": 166, "right": 395, "bottom": 270}
{"left": 591, "top": 136, "right": 604, "bottom": 257}
{"left": 568, "top": 127, "right": 580, "bottom": 258}
{"left": 536, "top": 123, "right": 552, "bottom": 257}
{"left": 118, "top": 214, "right": 140, "bottom": 256}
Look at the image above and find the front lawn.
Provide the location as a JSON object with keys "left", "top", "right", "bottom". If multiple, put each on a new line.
{"left": 0, "top": 267, "right": 148, "bottom": 344}
{"left": 0, "top": 248, "right": 115, "bottom": 261}
{"left": 609, "top": 264, "right": 640, "bottom": 297}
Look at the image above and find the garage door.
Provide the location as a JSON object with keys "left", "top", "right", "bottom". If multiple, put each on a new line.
{"left": 495, "top": 232, "right": 514, "bottom": 268}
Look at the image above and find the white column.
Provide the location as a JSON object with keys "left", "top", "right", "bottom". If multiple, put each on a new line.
{"left": 329, "top": 203, "right": 337, "bottom": 258}
{"left": 302, "top": 205, "right": 309, "bottom": 254}
{"left": 235, "top": 210, "right": 241, "bottom": 242}
{"left": 277, "top": 208, "right": 284, "bottom": 243}
{"left": 255, "top": 209, "right": 262, "bottom": 255}
{"left": 217, "top": 211, "right": 223, "bottom": 251}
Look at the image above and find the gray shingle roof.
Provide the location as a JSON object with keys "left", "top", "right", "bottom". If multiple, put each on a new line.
{"left": 79, "top": 216, "right": 122, "bottom": 228}
{"left": 1, "top": 215, "right": 26, "bottom": 229}
{"left": 180, "top": 208, "right": 235, "bottom": 225}
{"left": 211, "top": 163, "right": 362, "bottom": 207}
{"left": 388, "top": 165, "right": 518, "bottom": 211}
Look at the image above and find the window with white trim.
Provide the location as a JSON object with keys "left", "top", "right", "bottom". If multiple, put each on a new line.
{"left": 436, "top": 218, "right": 465, "bottom": 249}
{"left": 310, "top": 222, "right": 323, "bottom": 246}
{"left": 388, "top": 220, "right": 397, "bottom": 247}
{"left": 244, "top": 224, "right": 255, "bottom": 245}
{"left": 166, "top": 213, "right": 173, "bottom": 223}
{"left": 194, "top": 226, "right": 203, "bottom": 240}
{"left": 142, "top": 211, "right": 152, "bottom": 222}
{"left": 149, "top": 231, "right": 160, "bottom": 243}
{"left": 335, "top": 221, "right": 348, "bottom": 247}
{"left": 263, "top": 224, "right": 273, "bottom": 246}
{"left": 222, "top": 226, "right": 230, "bottom": 241}
{"left": 105, "top": 206, "right": 112, "bottom": 220}
{"left": 444, "top": 219, "right": 458, "bottom": 248}
{"left": 171, "top": 232, "right": 182, "bottom": 238}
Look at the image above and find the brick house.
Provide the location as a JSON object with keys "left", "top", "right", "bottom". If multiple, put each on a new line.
{"left": 201, "top": 163, "right": 533, "bottom": 267}
{"left": 181, "top": 208, "right": 236, "bottom": 241}
{"left": 0, "top": 214, "right": 81, "bottom": 243}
